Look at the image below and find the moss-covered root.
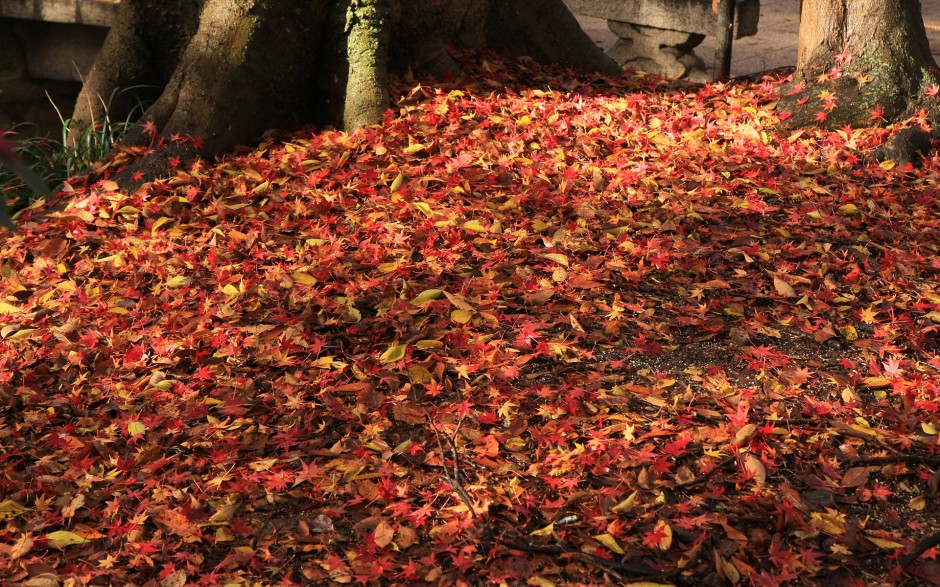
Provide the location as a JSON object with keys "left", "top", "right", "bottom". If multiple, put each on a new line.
{"left": 344, "top": 0, "right": 391, "bottom": 131}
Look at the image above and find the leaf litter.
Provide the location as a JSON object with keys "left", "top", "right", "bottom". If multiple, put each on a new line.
{"left": 0, "top": 53, "right": 939, "bottom": 586}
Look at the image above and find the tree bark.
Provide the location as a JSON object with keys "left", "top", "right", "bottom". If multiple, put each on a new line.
{"left": 106, "top": 0, "right": 329, "bottom": 183}
{"left": 779, "top": 0, "right": 940, "bottom": 128}
{"left": 343, "top": 0, "right": 392, "bottom": 132}
{"left": 74, "top": 0, "right": 619, "bottom": 187}
{"left": 71, "top": 0, "right": 203, "bottom": 138}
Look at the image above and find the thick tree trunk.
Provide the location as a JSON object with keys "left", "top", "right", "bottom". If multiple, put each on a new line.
{"left": 75, "top": 0, "right": 618, "bottom": 187}
{"left": 779, "top": 0, "right": 940, "bottom": 128}
{"left": 105, "top": 0, "right": 328, "bottom": 183}
{"left": 71, "top": 0, "right": 203, "bottom": 137}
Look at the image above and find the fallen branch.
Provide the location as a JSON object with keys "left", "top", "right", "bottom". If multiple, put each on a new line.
{"left": 424, "top": 410, "right": 478, "bottom": 522}
{"left": 901, "top": 531, "right": 940, "bottom": 569}
{"left": 675, "top": 454, "right": 736, "bottom": 489}
{"left": 492, "top": 532, "right": 675, "bottom": 580}
{"left": 845, "top": 455, "right": 940, "bottom": 466}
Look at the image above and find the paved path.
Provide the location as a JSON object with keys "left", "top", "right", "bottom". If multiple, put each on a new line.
{"left": 577, "top": 0, "right": 940, "bottom": 79}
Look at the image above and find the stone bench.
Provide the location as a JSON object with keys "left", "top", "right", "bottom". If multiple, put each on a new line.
{"left": 564, "top": 0, "right": 760, "bottom": 80}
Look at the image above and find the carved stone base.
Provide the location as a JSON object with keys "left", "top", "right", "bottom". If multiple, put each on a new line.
{"left": 607, "top": 21, "right": 707, "bottom": 80}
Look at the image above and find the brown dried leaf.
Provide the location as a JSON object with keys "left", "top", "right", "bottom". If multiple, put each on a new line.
{"left": 733, "top": 424, "right": 757, "bottom": 447}
{"left": 373, "top": 520, "right": 395, "bottom": 548}
{"left": 743, "top": 453, "right": 766, "bottom": 485}
{"left": 392, "top": 401, "right": 426, "bottom": 425}
{"left": 773, "top": 275, "right": 797, "bottom": 298}
{"left": 841, "top": 467, "right": 869, "bottom": 488}
{"left": 10, "top": 533, "right": 33, "bottom": 559}
{"left": 153, "top": 507, "right": 203, "bottom": 543}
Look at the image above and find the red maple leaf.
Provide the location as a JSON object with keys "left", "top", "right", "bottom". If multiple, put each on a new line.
{"left": 882, "top": 357, "right": 903, "bottom": 377}
{"left": 514, "top": 321, "right": 540, "bottom": 348}
{"left": 642, "top": 524, "right": 670, "bottom": 549}
{"left": 650, "top": 457, "right": 673, "bottom": 475}
{"left": 834, "top": 52, "right": 854, "bottom": 65}
{"left": 398, "top": 560, "right": 422, "bottom": 580}
{"left": 872, "top": 482, "right": 893, "bottom": 500}
{"left": 410, "top": 503, "right": 435, "bottom": 527}
{"left": 321, "top": 554, "right": 347, "bottom": 572}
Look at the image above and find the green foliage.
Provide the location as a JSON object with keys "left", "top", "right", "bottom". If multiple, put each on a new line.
{"left": 0, "top": 86, "right": 153, "bottom": 221}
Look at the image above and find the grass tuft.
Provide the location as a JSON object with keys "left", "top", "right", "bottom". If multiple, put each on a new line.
{"left": 0, "top": 85, "right": 152, "bottom": 215}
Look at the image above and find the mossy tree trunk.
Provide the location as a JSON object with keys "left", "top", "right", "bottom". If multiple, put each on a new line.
{"left": 343, "top": 0, "right": 392, "bottom": 131}
{"left": 779, "top": 0, "right": 940, "bottom": 128}
{"left": 72, "top": 0, "right": 619, "bottom": 187}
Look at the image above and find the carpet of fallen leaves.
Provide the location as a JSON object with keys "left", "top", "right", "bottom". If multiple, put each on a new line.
{"left": 1, "top": 54, "right": 939, "bottom": 587}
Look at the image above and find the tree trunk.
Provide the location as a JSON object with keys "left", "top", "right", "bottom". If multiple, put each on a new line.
{"left": 779, "top": 0, "right": 940, "bottom": 128}
{"left": 71, "top": 0, "right": 203, "bottom": 137}
{"left": 343, "top": 0, "right": 392, "bottom": 131}
{"left": 74, "top": 0, "right": 619, "bottom": 187}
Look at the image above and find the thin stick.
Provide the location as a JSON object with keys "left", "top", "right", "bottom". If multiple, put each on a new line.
{"left": 844, "top": 455, "right": 940, "bottom": 466}
{"left": 901, "top": 531, "right": 940, "bottom": 569}
{"left": 675, "top": 455, "right": 736, "bottom": 488}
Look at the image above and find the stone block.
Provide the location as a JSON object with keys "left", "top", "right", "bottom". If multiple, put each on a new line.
{"left": 0, "top": 0, "right": 118, "bottom": 27}
{"left": 0, "top": 21, "right": 28, "bottom": 82}
{"left": 564, "top": 0, "right": 759, "bottom": 39}
{"left": 606, "top": 23, "right": 708, "bottom": 79}
{"left": 9, "top": 19, "right": 109, "bottom": 81}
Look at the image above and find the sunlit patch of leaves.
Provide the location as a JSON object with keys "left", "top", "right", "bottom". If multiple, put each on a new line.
{"left": 0, "top": 53, "right": 938, "bottom": 586}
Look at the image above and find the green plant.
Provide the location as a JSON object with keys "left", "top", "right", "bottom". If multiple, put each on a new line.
{"left": 0, "top": 129, "right": 59, "bottom": 225}
{"left": 0, "top": 85, "right": 153, "bottom": 220}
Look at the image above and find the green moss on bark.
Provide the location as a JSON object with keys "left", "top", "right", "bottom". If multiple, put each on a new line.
{"left": 779, "top": 0, "right": 940, "bottom": 128}
{"left": 343, "top": 0, "right": 390, "bottom": 131}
